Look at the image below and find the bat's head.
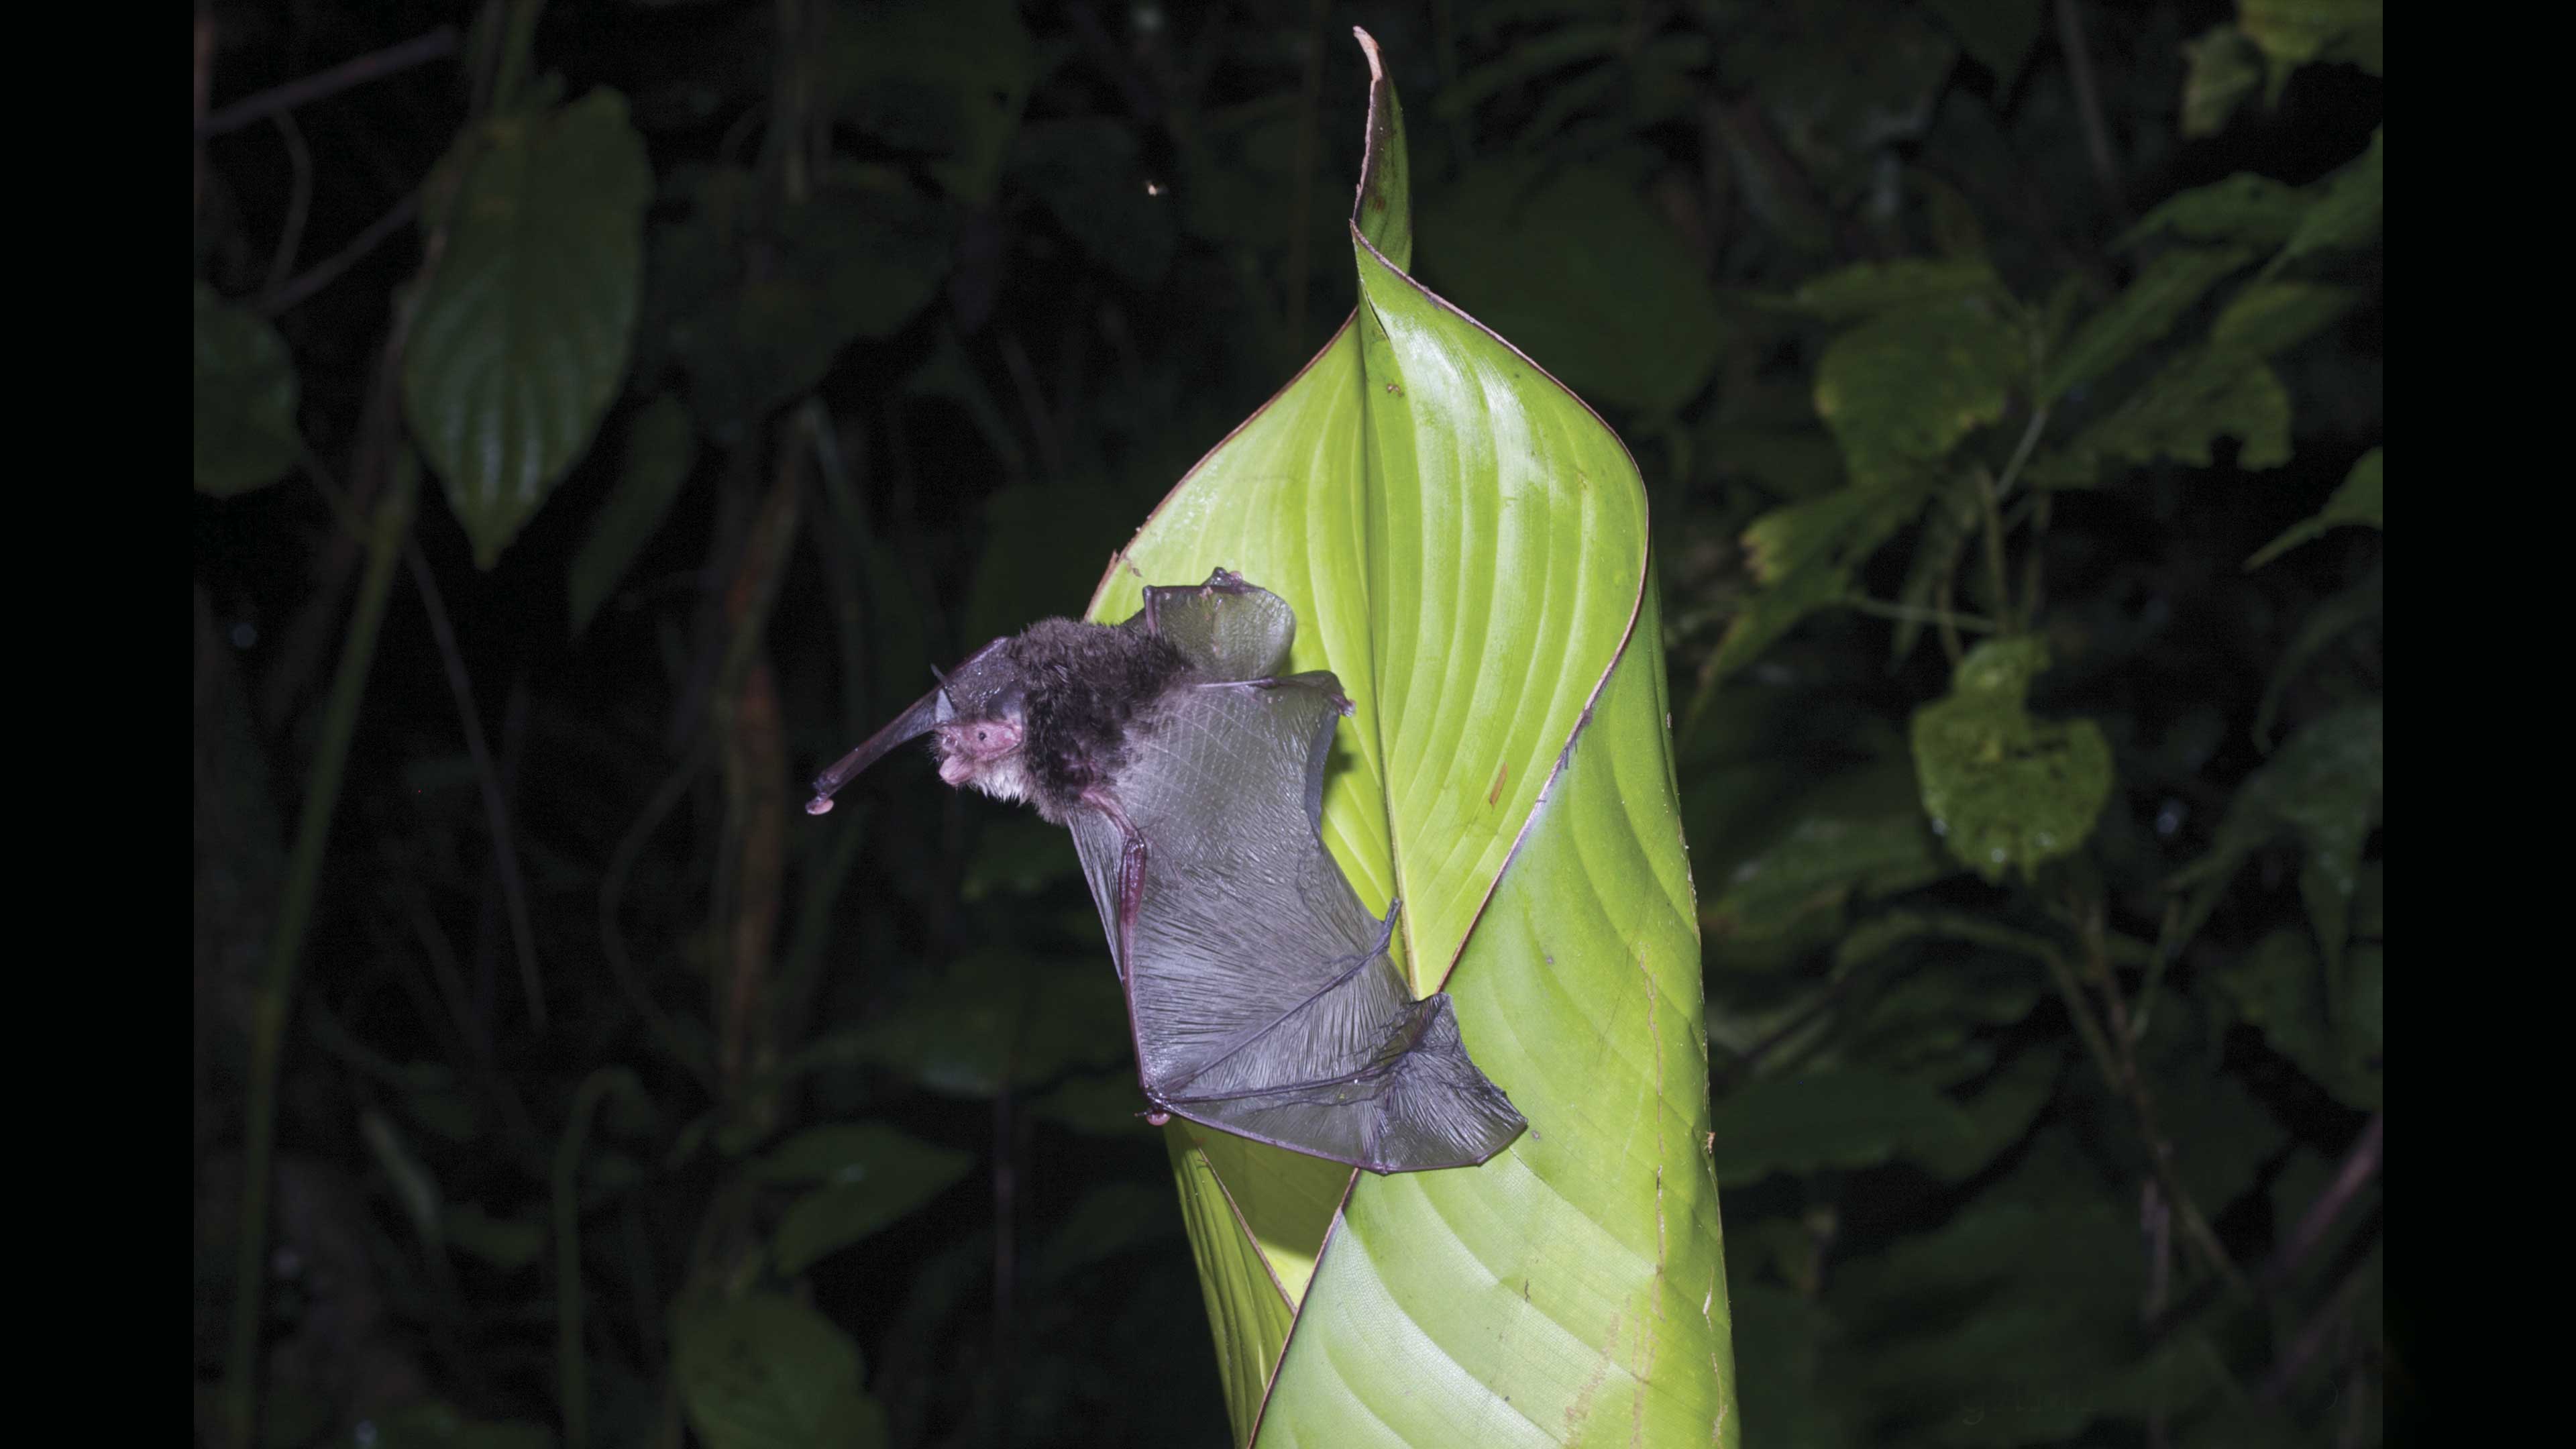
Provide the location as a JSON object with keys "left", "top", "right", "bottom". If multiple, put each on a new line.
{"left": 922, "top": 641, "right": 1028, "bottom": 799}
{"left": 804, "top": 638, "right": 1028, "bottom": 815}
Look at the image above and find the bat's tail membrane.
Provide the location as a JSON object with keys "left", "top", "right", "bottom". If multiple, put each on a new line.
{"left": 1167, "top": 995, "right": 1527, "bottom": 1173}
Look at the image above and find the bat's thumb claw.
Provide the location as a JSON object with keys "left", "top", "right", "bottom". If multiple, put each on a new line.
{"left": 804, "top": 797, "right": 835, "bottom": 816}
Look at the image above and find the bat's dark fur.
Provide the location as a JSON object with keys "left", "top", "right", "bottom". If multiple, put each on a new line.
{"left": 807, "top": 570, "right": 1527, "bottom": 1173}
{"left": 1000, "top": 621, "right": 1189, "bottom": 817}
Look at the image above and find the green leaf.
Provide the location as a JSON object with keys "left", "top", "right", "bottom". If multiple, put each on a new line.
{"left": 649, "top": 168, "right": 957, "bottom": 429}
{"left": 2253, "top": 563, "right": 2381, "bottom": 745}
{"left": 1418, "top": 154, "right": 1728, "bottom": 415}
{"left": 2117, "top": 172, "right": 2308, "bottom": 252}
{"left": 405, "top": 91, "right": 652, "bottom": 568}
{"left": 2245, "top": 445, "right": 2380, "bottom": 569}
{"left": 849, "top": 949, "right": 1127, "bottom": 1098}
{"left": 567, "top": 397, "right": 695, "bottom": 635}
{"left": 1026, "top": 1069, "right": 1156, "bottom": 1136}
{"left": 2210, "top": 930, "right": 2380, "bottom": 1108}
{"left": 368, "top": 1402, "right": 555, "bottom": 1449}
{"left": 2034, "top": 347, "right": 2292, "bottom": 487}
{"left": 1705, "top": 482, "right": 1932, "bottom": 683}
{"left": 1705, "top": 812, "right": 1956, "bottom": 941}
{"left": 1706, "top": 1065, "right": 1976, "bottom": 1184}
{"left": 193, "top": 282, "right": 301, "bottom": 496}
{"left": 762, "top": 1123, "right": 974, "bottom": 1276}
{"left": 1815, "top": 296, "right": 2023, "bottom": 488}
{"left": 1923, "top": 0, "right": 2045, "bottom": 85}
{"left": 2209, "top": 281, "right": 2360, "bottom": 358}
{"left": 1784, "top": 259, "right": 2005, "bottom": 323}
{"left": 2173, "top": 703, "right": 2381, "bottom": 969}
{"left": 1087, "top": 38, "right": 1733, "bottom": 1444}
{"left": 820, "top": 0, "right": 1033, "bottom": 204}
{"left": 1040, "top": 1181, "right": 1184, "bottom": 1279}
{"left": 2178, "top": 24, "right": 2264, "bottom": 137}
{"left": 2040, "top": 246, "right": 2256, "bottom": 405}
{"left": 1911, "top": 639, "right": 2114, "bottom": 883}
{"left": 2271, "top": 126, "right": 2383, "bottom": 274}
{"left": 2238, "top": 0, "right": 2385, "bottom": 78}
{"left": 675, "top": 1293, "right": 888, "bottom": 1449}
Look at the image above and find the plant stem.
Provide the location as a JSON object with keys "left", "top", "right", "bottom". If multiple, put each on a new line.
{"left": 1844, "top": 594, "right": 1999, "bottom": 633}
{"left": 221, "top": 454, "right": 417, "bottom": 1449}
{"left": 557, "top": 1068, "right": 645, "bottom": 1449}
{"left": 1974, "top": 464, "right": 2018, "bottom": 635}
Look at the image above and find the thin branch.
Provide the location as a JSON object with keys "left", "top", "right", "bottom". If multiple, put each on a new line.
{"left": 2258, "top": 1244, "right": 2374, "bottom": 1405}
{"left": 2072, "top": 904, "right": 2252, "bottom": 1300}
{"left": 222, "top": 437, "right": 417, "bottom": 1449}
{"left": 260, "top": 113, "right": 315, "bottom": 303}
{"left": 197, "top": 25, "right": 460, "bottom": 138}
{"left": 1972, "top": 465, "right": 2018, "bottom": 635}
{"left": 2261, "top": 1114, "right": 2383, "bottom": 1291}
{"left": 2054, "top": 0, "right": 2127, "bottom": 219}
{"left": 996, "top": 331, "right": 1067, "bottom": 482}
{"left": 266, "top": 191, "right": 421, "bottom": 317}
{"left": 600, "top": 745, "right": 721, "bottom": 1095}
{"left": 405, "top": 541, "right": 548, "bottom": 1032}
{"left": 195, "top": 9, "right": 216, "bottom": 216}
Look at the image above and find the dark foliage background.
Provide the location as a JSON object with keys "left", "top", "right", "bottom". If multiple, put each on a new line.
{"left": 193, "top": 1, "right": 2384, "bottom": 1446}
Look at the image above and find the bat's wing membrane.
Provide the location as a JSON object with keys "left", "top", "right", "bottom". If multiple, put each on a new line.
{"left": 1067, "top": 654, "right": 1525, "bottom": 1173}
{"left": 1126, "top": 568, "right": 1295, "bottom": 681}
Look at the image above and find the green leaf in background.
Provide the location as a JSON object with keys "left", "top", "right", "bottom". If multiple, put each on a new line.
{"left": 849, "top": 949, "right": 1128, "bottom": 1098}
{"left": 2270, "top": 126, "right": 2384, "bottom": 274}
{"left": 2237, "top": 0, "right": 2385, "bottom": 80}
{"left": 2211, "top": 930, "right": 2381, "bottom": 1110}
{"left": 1419, "top": 153, "right": 1728, "bottom": 415}
{"left": 2118, "top": 172, "right": 2308, "bottom": 251}
{"left": 1705, "top": 1065, "right": 1975, "bottom": 1185}
{"left": 1814, "top": 294, "right": 2022, "bottom": 488}
{"left": 193, "top": 282, "right": 301, "bottom": 496}
{"left": 1085, "top": 33, "right": 1732, "bottom": 1446}
{"left": 2172, "top": 702, "right": 2382, "bottom": 969}
{"left": 1703, "top": 482, "right": 1931, "bottom": 685}
{"left": 1786, "top": 258, "right": 2004, "bottom": 323}
{"left": 2209, "top": 280, "right": 2360, "bottom": 358}
{"left": 649, "top": 166, "right": 957, "bottom": 429}
{"left": 367, "top": 1401, "right": 555, "bottom": 1449}
{"left": 1911, "top": 638, "right": 2114, "bottom": 883}
{"left": 567, "top": 397, "right": 695, "bottom": 635}
{"left": 756, "top": 1122, "right": 974, "bottom": 1276}
{"left": 1923, "top": 0, "right": 2044, "bottom": 85}
{"left": 2033, "top": 345, "right": 2292, "bottom": 486}
{"left": 2041, "top": 246, "right": 2255, "bottom": 405}
{"left": 1705, "top": 812, "right": 1955, "bottom": 943}
{"left": 2178, "top": 23, "right": 2265, "bottom": 137}
{"left": 405, "top": 90, "right": 652, "bottom": 568}
{"left": 674, "top": 1293, "right": 888, "bottom": 1449}
{"left": 820, "top": 0, "right": 1033, "bottom": 205}
{"left": 2247, "top": 445, "right": 2381, "bottom": 569}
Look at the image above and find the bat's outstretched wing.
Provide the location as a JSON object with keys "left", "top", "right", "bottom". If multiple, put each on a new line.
{"left": 1125, "top": 568, "right": 1294, "bottom": 682}
{"left": 1069, "top": 573, "right": 1525, "bottom": 1173}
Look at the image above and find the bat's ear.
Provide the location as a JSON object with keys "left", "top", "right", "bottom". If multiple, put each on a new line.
{"left": 806, "top": 686, "right": 953, "bottom": 814}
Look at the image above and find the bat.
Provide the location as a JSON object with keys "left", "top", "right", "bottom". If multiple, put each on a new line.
{"left": 806, "top": 569, "right": 1526, "bottom": 1174}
